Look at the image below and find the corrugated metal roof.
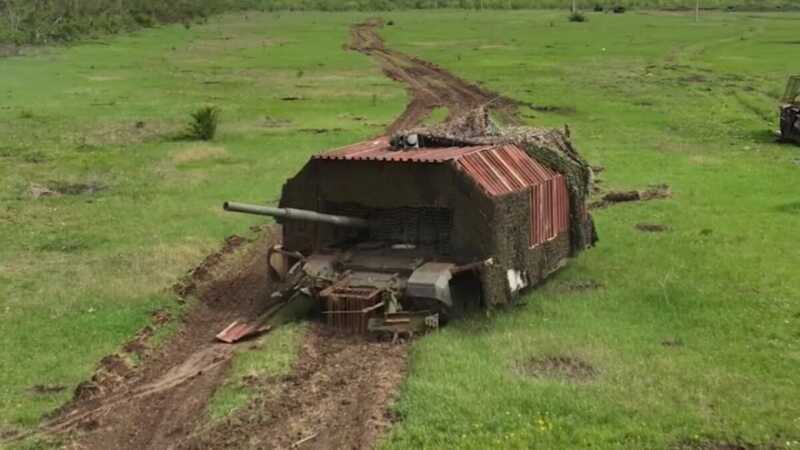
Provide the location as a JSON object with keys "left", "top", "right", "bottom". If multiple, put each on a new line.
{"left": 314, "top": 138, "right": 560, "bottom": 197}
{"left": 313, "top": 137, "right": 490, "bottom": 163}
{"left": 456, "top": 144, "right": 557, "bottom": 196}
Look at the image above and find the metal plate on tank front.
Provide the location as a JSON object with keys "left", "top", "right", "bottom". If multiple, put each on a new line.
{"left": 407, "top": 262, "right": 455, "bottom": 307}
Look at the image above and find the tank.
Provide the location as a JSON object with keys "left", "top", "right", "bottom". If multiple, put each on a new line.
{"left": 222, "top": 112, "right": 597, "bottom": 338}
{"left": 780, "top": 75, "right": 800, "bottom": 145}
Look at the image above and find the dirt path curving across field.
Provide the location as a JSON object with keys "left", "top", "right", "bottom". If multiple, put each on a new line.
{"left": 350, "top": 18, "right": 521, "bottom": 132}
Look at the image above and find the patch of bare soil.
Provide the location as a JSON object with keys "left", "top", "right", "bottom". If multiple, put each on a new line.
{"left": 179, "top": 324, "right": 409, "bottom": 450}
{"left": 516, "top": 356, "right": 597, "bottom": 382}
{"left": 349, "top": 18, "right": 521, "bottom": 133}
{"left": 28, "top": 229, "right": 280, "bottom": 450}
{"left": 590, "top": 184, "right": 672, "bottom": 209}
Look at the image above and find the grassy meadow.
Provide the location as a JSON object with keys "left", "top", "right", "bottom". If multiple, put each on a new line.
{"left": 1, "top": 7, "right": 799, "bottom": 450}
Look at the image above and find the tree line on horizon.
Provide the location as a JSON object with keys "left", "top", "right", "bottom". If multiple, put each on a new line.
{"left": 0, "top": 0, "right": 796, "bottom": 47}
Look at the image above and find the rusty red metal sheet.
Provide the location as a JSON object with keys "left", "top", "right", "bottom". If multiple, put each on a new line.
{"left": 216, "top": 320, "right": 271, "bottom": 344}
{"left": 455, "top": 144, "right": 556, "bottom": 196}
{"left": 530, "top": 175, "right": 570, "bottom": 248}
{"left": 313, "top": 137, "right": 491, "bottom": 163}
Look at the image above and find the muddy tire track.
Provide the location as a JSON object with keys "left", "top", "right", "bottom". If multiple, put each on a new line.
{"left": 177, "top": 325, "right": 408, "bottom": 450}
{"left": 350, "top": 18, "right": 521, "bottom": 132}
{"left": 30, "top": 231, "right": 279, "bottom": 450}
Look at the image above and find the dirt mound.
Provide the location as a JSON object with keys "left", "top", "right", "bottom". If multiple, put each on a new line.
{"left": 349, "top": 18, "right": 520, "bottom": 133}
{"left": 179, "top": 324, "right": 408, "bottom": 450}
{"left": 516, "top": 356, "right": 597, "bottom": 382}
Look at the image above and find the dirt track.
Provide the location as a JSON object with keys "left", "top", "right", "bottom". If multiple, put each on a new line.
{"left": 46, "top": 233, "right": 275, "bottom": 450}
{"left": 350, "top": 18, "right": 520, "bottom": 132}
{"left": 22, "top": 18, "right": 517, "bottom": 450}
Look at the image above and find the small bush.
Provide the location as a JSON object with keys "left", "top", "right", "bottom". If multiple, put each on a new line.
{"left": 568, "top": 11, "right": 587, "bottom": 22}
{"left": 613, "top": 5, "right": 627, "bottom": 13}
{"left": 594, "top": 4, "right": 604, "bottom": 12}
{"left": 188, "top": 106, "right": 220, "bottom": 141}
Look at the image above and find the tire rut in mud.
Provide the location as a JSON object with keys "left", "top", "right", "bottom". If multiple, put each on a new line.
{"left": 349, "top": 18, "right": 521, "bottom": 132}
{"left": 40, "top": 231, "right": 277, "bottom": 450}
{"left": 178, "top": 325, "right": 408, "bottom": 450}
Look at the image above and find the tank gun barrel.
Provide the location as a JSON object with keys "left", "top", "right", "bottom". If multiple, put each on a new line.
{"left": 223, "top": 202, "right": 369, "bottom": 228}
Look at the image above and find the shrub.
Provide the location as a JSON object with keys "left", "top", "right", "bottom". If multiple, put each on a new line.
{"left": 593, "top": 4, "right": 604, "bottom": 12}
{"left": 612, "top": 5, "right": 627, "bottom": 13}
{"left": 188, "top": 106, "right": 220, "bottom": 141}
{"left": 568, "top": 11, "right": 587, "bottom": 22}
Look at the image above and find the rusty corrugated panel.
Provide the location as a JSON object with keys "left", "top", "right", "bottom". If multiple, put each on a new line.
{"left": 554, "top": 175, "right": 569, "bottom": 235}
{"left": 314, "top": 137, "right": 490, "bottom": 163}
{"left": 216, "top": 320, "right": 271, "bottom": 344}
{"left": 456, "top": 144, "right": 556, "bottom": 196}
{"left": 530, "top": 175, "right": 570, "bottom": 248}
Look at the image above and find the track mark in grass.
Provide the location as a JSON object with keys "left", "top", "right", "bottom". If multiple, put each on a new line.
{"left": 46, "top": 180, "right": 107, "bottom": 196}
{"left": 30, "top": 385, "right": 66, "bottom": 395}
{"left": 526, "top": 104, "right": 577, "bottom": 115}
{"left": 515, "top": 356, "right": 597, "bottom": 382}
{"left": 29, "top": 180, "right": 107, "bottom": 199}
{"left": 554, "top": 279, "right": 604, "bottom": 293}
{"left": 636, "top": 223, "right": 669, "bottom": 233}
{"left": 298, "top": 128, "right": 345, "bottom": 134}
{"left": 661, "top": 337, "right": 684, "bottom": 348}
{"left": 675, "top": 439, "right": 756, "bottom": 450}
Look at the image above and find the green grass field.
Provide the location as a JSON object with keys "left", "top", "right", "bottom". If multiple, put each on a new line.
{"left": 1, "top": 8, "right": 799, "bottom": 450}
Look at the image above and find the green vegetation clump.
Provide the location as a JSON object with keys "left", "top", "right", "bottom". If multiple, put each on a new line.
{"left": 188, "top": 106, "right": 220, "bottom": 141}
